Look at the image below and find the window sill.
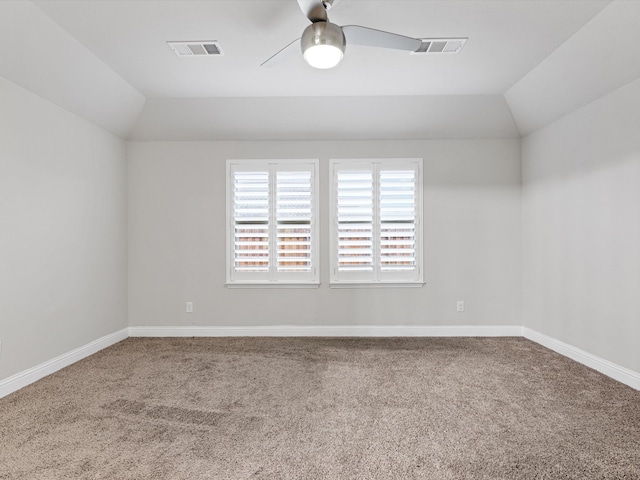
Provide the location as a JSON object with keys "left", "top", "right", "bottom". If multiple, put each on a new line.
{"left": 225, "top": 282, "right": 320, "bottom": 289}
{"left": 329, "top": 282, "right": 425, "bottom": 289}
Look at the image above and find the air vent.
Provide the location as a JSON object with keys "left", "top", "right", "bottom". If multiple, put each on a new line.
{"left": 167, "top": 41, "right": 223, "bottom": 57}
{"left": 411, "top": 38, "right": 467, "bottom": 55}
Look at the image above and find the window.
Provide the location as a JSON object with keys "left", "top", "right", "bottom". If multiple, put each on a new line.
{"left": 226, "top": 160, "right": 319, "bottom": 286}
{"left": 330, "top": 159, "right": 423, "bottom": 286}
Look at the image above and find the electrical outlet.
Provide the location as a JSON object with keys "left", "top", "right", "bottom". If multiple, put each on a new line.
{"left": 186, "top": 302, "right": 193, "bottom": 313}
{"left": 456, "top": 301, "right": 465, "bottom": 312}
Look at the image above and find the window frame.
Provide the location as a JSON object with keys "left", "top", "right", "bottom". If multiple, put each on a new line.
{"left": 329, "top": 158, "right": 424, "bottom": 288}
{"left": 226, "top": 159, "right": 320, "bottom": 287}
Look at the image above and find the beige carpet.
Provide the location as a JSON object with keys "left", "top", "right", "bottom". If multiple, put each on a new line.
{"left": 1, "top": 337, "right": 639, "bottom": 479}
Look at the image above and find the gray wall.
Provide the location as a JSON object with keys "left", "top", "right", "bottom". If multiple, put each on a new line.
{"left": 522, "top": 77, "right": 640, "bottom": 373}
{"left": 3, "top": 64, "right": 639, "bottom": 383}
{"left": 127, "top": 139, "right": 522, "bottom": 328}
{"left": 0, "top": 76, "right": 128, "bottom": 380}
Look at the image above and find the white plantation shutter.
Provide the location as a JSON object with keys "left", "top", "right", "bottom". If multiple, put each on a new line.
{"left": 337, "top": 171, "right": 374, "bottom": 272}
{"left": 233, "top": 171, "right": 270, "bottom": 273}
{"left": 379, "top": 170, "right": 416, "bottom": 272}
{"left": 276, "top": 171, "right": 312, "bottom": 273}
{"left": 227, "top": 160, "right": 318, "bottom": 285}
{"left": 331, "top": 159, "right": 423, "bottom": 285}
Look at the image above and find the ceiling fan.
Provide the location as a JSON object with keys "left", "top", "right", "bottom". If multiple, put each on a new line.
{"left": 261, "top": 0, "right": 422, "bottom": 69}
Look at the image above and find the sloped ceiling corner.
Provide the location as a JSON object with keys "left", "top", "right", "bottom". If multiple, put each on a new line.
{"left": 0, "top": 1, "right": 145, "bottom": 139}
{"left": 505, "top": 0, "right": 640, "bottom": 137}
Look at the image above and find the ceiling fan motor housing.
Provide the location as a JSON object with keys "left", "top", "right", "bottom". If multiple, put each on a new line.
{"left": 301, "top": 21, "right": 346, "bottom": 68}
{"left": 301, "top": 21, "right": 345, "bottom": 54}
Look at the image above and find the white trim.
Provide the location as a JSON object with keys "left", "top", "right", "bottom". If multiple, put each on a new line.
{"left": 225, "top": 282, "right": 320, "bottom": 289}
{"left": 129, "top": 325, "right": 523, "bottom": 338}
{"left": 330, "top": 282, "right": 425, "bottom": 289}
{"left": 523, "top": 327, "right": 640, "bottom": 391}
{"left": 0, "top": 328, "right": 128, "bottom": 399}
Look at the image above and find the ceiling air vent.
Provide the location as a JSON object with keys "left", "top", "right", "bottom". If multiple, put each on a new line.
{"left": 167, "top": 41, "right": 223, "bottom": 57}
{"left": 411, "top": 38, "right": 467, "bottom": 55}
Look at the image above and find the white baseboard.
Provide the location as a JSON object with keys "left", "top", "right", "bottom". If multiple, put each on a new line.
{"left": 0, "top": 328, "right": 129, "bottom": 399}
{"left": 3, "top": 325, "right": 638, "bottom": 398}
{"left": 523, "top": 327, "right": 640, "bottom": 391}
{"left": 128, "top": 324, "right": 524, "bottom": 338}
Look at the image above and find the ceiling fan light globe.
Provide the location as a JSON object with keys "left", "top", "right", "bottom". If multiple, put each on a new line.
{"left": 303, "top": 44, "right": 344, "bottom": 69}
{"left": 301, "top": 21, "right": 346, "bottom": 69}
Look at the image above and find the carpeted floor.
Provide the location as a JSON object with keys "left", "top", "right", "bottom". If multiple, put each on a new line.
{"left": 1, "top": 337, "right": 639, "bottom": 479}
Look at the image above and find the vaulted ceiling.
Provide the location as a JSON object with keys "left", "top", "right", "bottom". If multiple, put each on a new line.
{"left": 1, "top": 1, "right": 639, "bottom": 140}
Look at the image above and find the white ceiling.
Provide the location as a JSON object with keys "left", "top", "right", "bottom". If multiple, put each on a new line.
{"left": 33, "top": 0, "right": 609, "bottom": 98}
{"left": 2, "top": 0, "right": 639, "bottom": 140}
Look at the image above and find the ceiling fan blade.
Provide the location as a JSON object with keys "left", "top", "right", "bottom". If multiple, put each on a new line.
{"left": 342, "top": 25, "right": 422, "bottom": 52}
{"left": 261, "top": 38, "right": 301, "bottom": 67}
{"left": 296, "top": 0, "right": 328, "bottom": 23}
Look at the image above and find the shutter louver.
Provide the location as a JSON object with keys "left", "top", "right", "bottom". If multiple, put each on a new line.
{"left": 337, "top": 171, "right": 374, "bottom": 271}
{"left": 276, "top": 171, "right": 312, "bottom": 272}
{"left": 233, "top": 171, "right": 269, "bottom": 272}
{"left": 380, "top": 170, "right": 416, "bottom": 271}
